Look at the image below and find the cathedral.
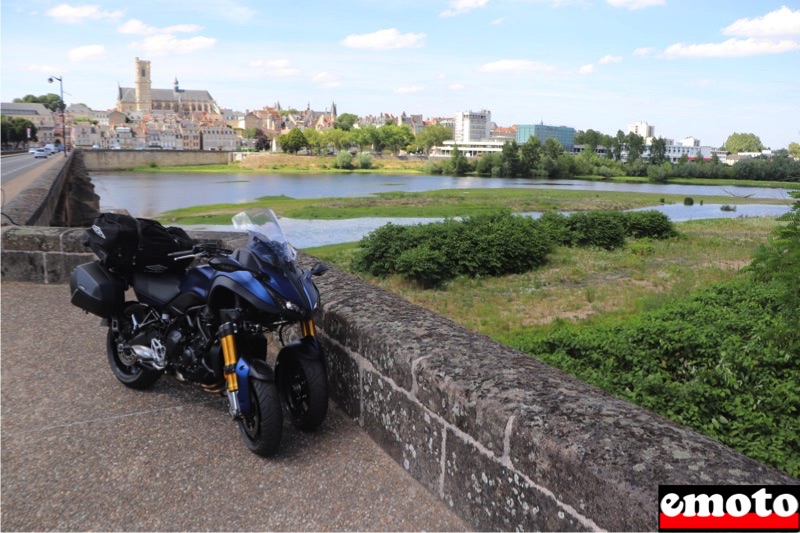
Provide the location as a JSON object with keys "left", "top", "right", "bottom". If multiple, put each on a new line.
{"left": 116, "top": 58, "right": 220, "bottom": 115}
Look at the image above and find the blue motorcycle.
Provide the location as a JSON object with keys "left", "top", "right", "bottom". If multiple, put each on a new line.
{"left": 70, "top": 209, "right": 329, "bottom": 456}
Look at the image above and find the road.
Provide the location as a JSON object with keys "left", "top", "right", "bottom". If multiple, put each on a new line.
{"left": 1, "top": 152, "right": 62, "bottom": 205}
{"left": 0, "top": 282, "right": 469, "bottom": 531}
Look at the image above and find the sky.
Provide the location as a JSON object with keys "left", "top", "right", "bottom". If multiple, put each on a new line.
{"left": 1, "top": 0, "right": 799, "bottom": 149}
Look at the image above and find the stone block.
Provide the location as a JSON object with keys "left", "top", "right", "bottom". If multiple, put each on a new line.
{"left": 1, "top": 251, "right": 44, "bottom": 282}
{"left": 318, "top": 334, "right": 361, "bottom": 419}
{"left": 443, "top": 428, "right": 591, "bottom": 532}
{"left": 46, "top": 252, "right": 96, "bottom": 284}
{"left": 361, "top": 367, "right": 444, "bottom": 495}
{"left": 1, "top": 226, "right": 66, "bottom": 252}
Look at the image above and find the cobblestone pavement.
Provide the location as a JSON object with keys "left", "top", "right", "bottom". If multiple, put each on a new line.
{"left": 1, "top": 282, "right": 469, "bottom": 532}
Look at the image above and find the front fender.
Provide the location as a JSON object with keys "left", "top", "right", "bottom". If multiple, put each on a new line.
{"left": 276, "top": 336, "right": 324, "bottom": 366}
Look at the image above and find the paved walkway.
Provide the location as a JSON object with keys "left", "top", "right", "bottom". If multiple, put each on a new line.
{"left": 1, "top": 282, "right": 469, "bottom": 531}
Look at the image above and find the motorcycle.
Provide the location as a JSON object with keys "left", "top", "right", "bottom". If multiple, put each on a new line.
{"left": 69, "top": 208, "right": 330, "bottom": 456}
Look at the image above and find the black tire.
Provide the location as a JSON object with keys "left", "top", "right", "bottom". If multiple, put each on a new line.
{"left": 107, "top": 304, "right": 162, "bottom": 389}
{"left": 277, "top": 354, "right": 328, "bottom": 431}
{"left": 238, "top": 378, "right": 283, "bottom": 457}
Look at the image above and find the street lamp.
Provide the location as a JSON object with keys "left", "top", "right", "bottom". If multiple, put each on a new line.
{"left": 48, "top": 75, "right": 67, "bottom": 157}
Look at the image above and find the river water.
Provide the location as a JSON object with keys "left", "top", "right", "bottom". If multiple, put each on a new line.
{"left": 89, "top": 171, "right": 796, "bottom": 248}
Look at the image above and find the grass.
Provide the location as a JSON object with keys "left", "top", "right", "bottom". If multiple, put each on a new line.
{"left": 303, "top": 217, "right": 780, "bottom": 345}
{"left": 156, "top": 187, "right": 791, "bottom": 225}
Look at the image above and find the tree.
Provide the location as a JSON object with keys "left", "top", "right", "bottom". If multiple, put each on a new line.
{"left": 520, "top": 137, "right": 541, "bottom": 173}
{"left": 379, "top": 124, "right": 414, "bottom": 154}
{"left": 788, "top": 142, "right": 800, "bottom": 159}
{"left": 626, "top": 132, "right": 645, "bottom": 162}
{"left": 415, "top": 125, "right": 453, "bottom": 154}
{"left": 724, "top": 132, "right": 765, "bottom": 154}
{"left": 575, "top": 129, "right": 602, "bottom": 150}
{"left": 279, "top": 128, "right": 308, "bottom": 154}
{"left": 649, "top": 137, "right": 667, "bottom": 165}
{"left": 255, "top": 135, "right": 271, "bottom": 151}
{"left": 501, "top": 140, "right": 523, "bottom": 177}
{"left": 1, "top": 115, "right": 38, "bottom": 147}
{"left": 543, "top": 137, "right": 564, "bottom": 160}
{"left": 13, "top": 93, "right": 64, "bottom": 112}
{"left": 333, "top": 113, "right": 358, "bottom": 131}
{"left": 303, "top": 128, "right": 324, "bottom": 154}
{"left": 612, "top": 130, "right": 627, "bottom": 161}
{"left": 450, "top": 145, "right": 469, "bottom": 176}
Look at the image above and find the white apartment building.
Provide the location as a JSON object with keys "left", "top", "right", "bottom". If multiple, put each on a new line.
{"left": 628, "top": 121, "right": 655, "bottom": 140}
{"left": 201, "top": 126, "right": 237, "bottom": 150}
{"left": 455, "top": 110, "right": 491, "bottom": 143}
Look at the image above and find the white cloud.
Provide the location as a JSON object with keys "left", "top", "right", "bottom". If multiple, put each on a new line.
{"left": 68, "top": 44, "right": 106, "bottom": 62}
{"left": 27, "top": 64, "right": 67, "bottom": 74}
{"left": 723, "top": 6, "right": 800, "bottom": 38}
{"left": 449, "top": 83, "right": 465, "bottom": 90}
{"left": 599, "top": 54, "right": 622, "bottom": 64}
{"left": 633, "top": 47, "right": 655, "bottom": 57}
{"left": 478, "top": 59, "right": 557, "bottom": 73}
{"left": 394, "top": 86, "right": 425, "bottom": 94}
{"left": 579, "top": 64, "right": 595, "bottom": 74}
{"left": 606, "top": 0, "right": 664, "bottom": 10}
{"left": 249, "top": 59, "right": 302, "bottom": 77}
{"left": 46, "top": 4, "right": 123, "bottom": 23}
{"left": 312, "top": 72, "right": 342, "bottom": 88}
{"left": 440, "top": 0, "right": 489, "bottom": 17}
{"left": 130, "top": 35, "right": 216, "bottom": 57}
{"left": 491, "top": 17, "right": 505, "bottom": 25}
{"left": 662, "top": 38, "right": 800, "bottom": 58}
{"left": 341, "top": 28, "right": 426, "bottom": 50}
{"left": 118, "top": 19, "right": 202, "bottom": 36}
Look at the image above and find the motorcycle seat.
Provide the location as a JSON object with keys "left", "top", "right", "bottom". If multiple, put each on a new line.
{"left": 132, "top": 272, "right": 182, "bottom": 308}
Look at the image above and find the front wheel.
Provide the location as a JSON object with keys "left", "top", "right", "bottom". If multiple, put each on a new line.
{"left": 238, "top": 378, "right": 283, "bottom": 457}
{"left": 277, "top": 354, "right": 328, "bottom": 431}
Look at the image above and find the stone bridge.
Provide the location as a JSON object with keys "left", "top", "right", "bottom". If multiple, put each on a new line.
{"left": 1, "top": 153, "right": 797, "bottom": 531}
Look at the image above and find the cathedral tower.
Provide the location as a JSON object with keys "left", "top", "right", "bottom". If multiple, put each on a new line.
{"left": 134, "top": 57, "right": 152, "bottom": 112}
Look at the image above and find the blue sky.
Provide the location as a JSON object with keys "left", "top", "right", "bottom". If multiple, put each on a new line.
{"left": 2, "top": 0, "right": 798, "bottom": 149}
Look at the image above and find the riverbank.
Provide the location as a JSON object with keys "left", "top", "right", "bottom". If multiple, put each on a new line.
{"left": 129, "top": 153, "right": 799, "bottom": 190}
{"left": 157, "top": 187, "right": 791, "bottom": 225}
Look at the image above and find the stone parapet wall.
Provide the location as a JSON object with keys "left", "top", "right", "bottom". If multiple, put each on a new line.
{"left": 81, "top": 150, "right": 231, "bottom": 170}
{"left": 2, "top": 227, "right": 797, "bottom": 531}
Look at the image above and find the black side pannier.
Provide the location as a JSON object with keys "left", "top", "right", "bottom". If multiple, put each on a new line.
{"left": 83, "top": 212, "right": 195, "bottom": 276}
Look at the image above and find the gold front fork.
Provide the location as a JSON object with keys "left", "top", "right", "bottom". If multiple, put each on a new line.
{"left": 300, "top": 319, "right": 316, "bottom": 338}
{"left": 219, "top": 322, "right": 240, "bottom": 417}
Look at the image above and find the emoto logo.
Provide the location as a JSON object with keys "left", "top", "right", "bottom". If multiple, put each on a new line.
{"left": 658, "top": 485, "right": 799, "bottom": 532}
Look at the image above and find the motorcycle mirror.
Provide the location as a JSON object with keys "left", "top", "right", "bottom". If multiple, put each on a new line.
{"left": 209, "top": 256, "right": 244, "bottom": 273}
{"left": 310, "top": 262, "right": 329, "bottom": 277}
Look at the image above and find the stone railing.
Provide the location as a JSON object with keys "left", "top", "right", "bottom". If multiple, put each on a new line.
{"left": 2, "top": 227, "right": 796, "bottom": 531}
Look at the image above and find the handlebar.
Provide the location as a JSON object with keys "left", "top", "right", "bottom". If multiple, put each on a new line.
{"left": 167, "top": 243, "right": 233, "bottom": 261}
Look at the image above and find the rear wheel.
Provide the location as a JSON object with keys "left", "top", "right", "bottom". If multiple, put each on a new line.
{"left": 277, "top": 354, "right": 328, "bottom": 431}
{"left": 107, "top": 303, "right": 162, "bottom": 389}
{"left": 238, "top": 378, "right": 283, "bottom": 457}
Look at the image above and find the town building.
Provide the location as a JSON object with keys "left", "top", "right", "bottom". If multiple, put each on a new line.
{"left": 516, "top": 123, "right": 576, "bottom": 152}
{"left": 430, "top": 140, "right": 505, "bottom": 158}
{"left": 117, "top": 58, "right": 220, "bottom": 115}
{"left": 628, "top": 121, "right": 655, "bottom": 140}
{"left": 454, "top": 110, "right": 491, "bottom": 143}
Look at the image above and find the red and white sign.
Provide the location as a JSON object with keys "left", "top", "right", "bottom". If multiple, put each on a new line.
{"left": 658, "top": 485, "right": 799, "bottom": 532}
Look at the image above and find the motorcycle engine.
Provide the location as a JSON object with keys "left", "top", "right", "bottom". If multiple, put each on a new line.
{"left": 165, "top": 327, "right": 220, "bottom": 384}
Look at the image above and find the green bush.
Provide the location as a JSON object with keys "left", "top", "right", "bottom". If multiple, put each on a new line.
{"left": 511, "top": 278, "right": 800, "bottom": 476}
{"left": 354, "top": 152, "right": 373, "bottom": 169}
{"left": 565, "top": 211, "right": 627, "bottom": 250}
{"left": 623, "top": 210, "right": 678, "bottom": 239}
{"left": 535, "top": 212, "right": 571, "bottom": 246}
{"left": 684, "top": 197, "right": 695, "bottom": 206}
{"left": 353, "top": 212, "right": 553, "bottom": 287}
{"left": 333, "top": 151, "right": 353, "bottom": 169}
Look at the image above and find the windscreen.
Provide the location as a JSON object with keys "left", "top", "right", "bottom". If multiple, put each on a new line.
{"left": 231, "top": 209, "right": 296, "bottom": 268}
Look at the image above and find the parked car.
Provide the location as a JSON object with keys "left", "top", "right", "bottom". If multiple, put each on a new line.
{"left": 34, "top": 148, "right": 48, "bottom": 158}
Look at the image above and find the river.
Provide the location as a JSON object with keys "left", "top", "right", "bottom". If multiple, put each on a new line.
{"left": 89, "top": 171, "right": 796, "bottom": 248}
